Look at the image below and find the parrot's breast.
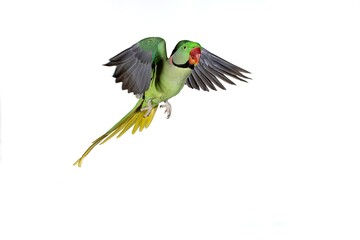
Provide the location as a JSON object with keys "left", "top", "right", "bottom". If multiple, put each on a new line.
{"left": 157, "top": 61, "right": 193, "bottom": 100}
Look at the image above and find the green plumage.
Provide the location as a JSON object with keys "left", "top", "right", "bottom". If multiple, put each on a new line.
{"left": 74, "top": 37, "right": 250, "bottom": 167}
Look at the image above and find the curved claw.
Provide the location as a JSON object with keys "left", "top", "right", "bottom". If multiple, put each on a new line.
{"left": 160, "top": 100, "right": 172, "bottom": 119}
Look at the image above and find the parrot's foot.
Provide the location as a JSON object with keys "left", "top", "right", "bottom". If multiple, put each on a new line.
{"left": 135, "top": 94, "right": 143, "bottom": 99}
{"left": 140, "top": 99, "right": 154, "bottom": 117}
{"left": 160, "top": 100, "right": 172, "bottom": 119}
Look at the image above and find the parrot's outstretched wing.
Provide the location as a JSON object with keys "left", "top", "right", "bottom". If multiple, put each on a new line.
{"left": 186, "top": 48, "right": 251, "bottom": 91}
{"left": 104, "top": 37, "right": 167, "bottom": 95}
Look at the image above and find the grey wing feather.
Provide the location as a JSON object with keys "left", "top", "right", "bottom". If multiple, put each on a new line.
{"left": 104, "top": 43, "right": 154, "bottom": 95}
{"left": 104, "top": 37, "right": 166, "bottom": 95}
{"left": 186, "top": 48, "right": 251, "bottom": 91}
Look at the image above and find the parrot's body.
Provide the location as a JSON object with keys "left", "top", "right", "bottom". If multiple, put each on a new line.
{"left": 74, "top": 37, "right": 250, "bottom": 167}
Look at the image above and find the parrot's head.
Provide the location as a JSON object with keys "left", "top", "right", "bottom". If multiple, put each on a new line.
{"left": 170, "top": 40, "right": 201, "bottom": 69}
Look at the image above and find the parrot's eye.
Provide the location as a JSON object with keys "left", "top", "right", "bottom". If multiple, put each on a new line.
{"left": 183, "top": 46, "right": 187, "bottom": 50}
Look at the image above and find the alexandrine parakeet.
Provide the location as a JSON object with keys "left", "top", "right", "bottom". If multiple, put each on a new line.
{"left": 74, "top": 37, "right": 250, "bottom": 167}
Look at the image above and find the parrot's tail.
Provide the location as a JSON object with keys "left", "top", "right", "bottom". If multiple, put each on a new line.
{"left": 73, "top": 99, "right": 158, "bottom": 167}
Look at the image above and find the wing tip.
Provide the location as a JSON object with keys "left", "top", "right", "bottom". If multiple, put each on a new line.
{"left": 240, "top": 68, "right": 251, "bottom": 74}
{"left": 103, "top": 62, "right": 115, "bottom": 66}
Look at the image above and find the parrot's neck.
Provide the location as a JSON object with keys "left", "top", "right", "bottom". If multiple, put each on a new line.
{"left": 156, "top": 60, "right": 193, "bottom": 100}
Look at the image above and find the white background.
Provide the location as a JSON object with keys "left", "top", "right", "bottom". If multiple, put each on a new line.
{"left": 1, "top": 0, "right": 360, "bottom": 239}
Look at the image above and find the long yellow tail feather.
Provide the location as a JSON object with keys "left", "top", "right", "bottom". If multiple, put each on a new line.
{"left": 73, "top": 100, "right": 158, "bottom": 167}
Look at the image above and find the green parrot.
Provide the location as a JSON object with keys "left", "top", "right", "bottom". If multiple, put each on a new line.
{"left": 74, "top": 37, "right": 250, "bottom": 167}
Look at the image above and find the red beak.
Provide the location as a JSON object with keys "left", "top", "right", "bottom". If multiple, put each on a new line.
{"left": 189, "top": 47, "right": 201, "bottom": 65}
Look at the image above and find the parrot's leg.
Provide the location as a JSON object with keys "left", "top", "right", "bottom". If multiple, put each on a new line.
{"left": 160, "top": 100, "right": 172, "bottom": 119}
{"left": 140, "top": 98, "right": 154, "bottom": 117}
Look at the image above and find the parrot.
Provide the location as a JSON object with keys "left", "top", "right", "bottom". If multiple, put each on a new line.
{"left": 73, "top": 37, "right": 250, "bottom": 167}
